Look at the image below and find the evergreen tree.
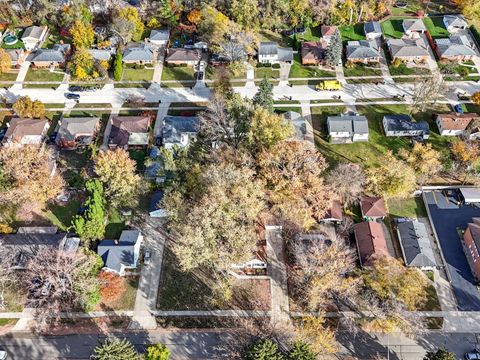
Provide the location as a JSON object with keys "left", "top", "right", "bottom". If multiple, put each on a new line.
{"left": 113, "top": 51, "right": 123, "bottom": 81}
{"left": 325, "top": 29, "right": 342, "bottom": 67}
{"left": 253, "top": 78, "right": 274, "bottom": 112}
{"left": 423, "top": 349, "right": 456, "bottom": 360}
{"left": 91, "top": 337, "right": 138, "bottom": 360}
{"left": 158, "top": 0, "right": 178, "bottom": 27}
{"left": 245, "top": 339, "right": 285, "bottom": 360}
{"left": 144, "top": 343, "right": 170, "bottom": 360}
{"left": 289, "top": 342, "right": 316, "bottom": 360}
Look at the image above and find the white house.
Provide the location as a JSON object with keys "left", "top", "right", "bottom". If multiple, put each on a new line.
{"left": 327, "top": 115, "right": 369, "bottom": 143}
{"left": 383, "top": 115, "right": 430, "bottom": 139}
{"left": 161, "top": 116, "right": 199, "bottom": 149}
{"left": 402, "top": 19, "right": 426, "bottom": 37}
{"left": 149, "top": 29, "right": 170, "bottom": 46}
{"left": 258, "top": 42, "right": 293, "bottom": 64}
{"left": 21, "top": 25, "right": 48, "bottom": 51}
{"left": 97, "top": 230, "right": 143, "bottom": 276}
{"left": 364, "top": 21, "right": 383, "bottom": 40}
{"left": 435, "top": 113, "right": 479, "bottom": 136}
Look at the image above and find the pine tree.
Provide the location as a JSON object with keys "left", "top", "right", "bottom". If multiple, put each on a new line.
{"left": 158, "top": 0, "right": 178, "bottom": 27}
{"left": 245, "top": 339, "right": 285, "bottom": 360}
{"left": 289, "top": 342, "right": 316, "bottom": 360}
{"left": 145, "top": 343, "right": 170, "bottom": 360}
{"left": 423, "top": 349, "right": 456, "bottom": 360}
{"left": 113, "top": 51, "right": 123, "bottom": 81}
{"left": 91, "top": 337, "right": 138, "bottom": 360}
{"left": 325, "top": 29, "right": 342, "bottom": 67}
{"left": 253, "top": 78, "right": 274, "bottom": 112}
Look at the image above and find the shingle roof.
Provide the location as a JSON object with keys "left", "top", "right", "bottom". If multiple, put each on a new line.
{"left": 398, "top": 221, "right": 436, "bottom": 268}
{"left": 150, "top": 29, "right": 170, "bottom": 41}
{"left": 321, "top": 25, "right": 338, "bottom": 37}
{"left": 88, "top": 49, "right": 114, "bottom": 61}
{"left": 301, "top": 41, "right": 328, "bottom": 62}
{"left": 436, "top": 113, "right": 479, "bottom": 131}
{"left": 277, "top": 47, "right": 293, "bottom": 62}
{"left": 327, "top": 115, "right": 369, "bottom": 135}
{"left": 149, "top": 191, "right": 164, "bottom": 214}
{"left": 259, "top": 42, "right": 278, "bottom": 56}
{"left": 123, "top": 43, "right": 154, "bottom": 62}
{"left": 364, "top": 21, "right": 382, "bottom": 34}
{"left": 467, "top": 218, "right": 480, "bottom": 253}
{"left": 387, "top": 38, "right": 429, "bottom": 58}
{"left": 354, "top": 222, "right": 389, "bottom": 266}
{"left": 165, "top": 48, "right": 201, "bottom": 62}
{"left": 403, "top": 19, "right": 426, "bottom": 32}
{"left": 109, "top": 116, "right": 151, "bottom": 146}
{"left": 435, "top": 36, "right": 476, "bottom": 57}
{"left": 443, "top": 14, "right": 468, "bottom": 29}
{"left": 360, "top": 196, "right": 387, "bottom": 218}
{"left": 27, "top": 44, "right": 70, "bottom": 62}
{"left": 21, "top": 26, "right": 47, "bottom": 40}
{"left": 56, "top": 117, "right": 99, "bottom": 143}
{"left": 162, "top": 116, "right": 199, "bottom": 146}
{"left": 383, "top": 115, "right": 430, "bottom": 134}
{"left": 97, "top": 230, "right": 142, "bottom": 273}
{"left": 346, "top": 40, "right": 380, "bottom": 59}
{"left": 4, "top": 118, "right": 48, "bottom": 142}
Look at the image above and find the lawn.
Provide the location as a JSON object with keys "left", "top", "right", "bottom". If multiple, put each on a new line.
{"left": 339, "top": 24, "right": 366, "bottom": 42}
{"left": 43, "top": 200, "right": 82, "bottom": 231}
{"left": 389, "top": 62, "right": 431, "bottom": 76}
{"left": 343, "top": 63, "right": 382, "bottom": 77}
{"left": 24, "top": 69, "right": 65, "bottom": 83}
{"left": 387, "top": 197, "right": 427, "bottom": 218}
{"left": 205, "top": 66, "right": 246, "bottom": 81}
{"left": 258, "top": 29, "right": 289, "bottom": 47}
{"left": 41, "top": 32, "right": 71, "bottom": 49}
{"left": 105, "top": 207, "right": 125, "bottom": 239}
{"left": 423, "top": 17, "right": 450, "bottom": 38}
{"left": 99, "top": 276, "right": 139, "bottom": 310}
{"left": 122, "top": 68, "right": 154, "bottom": 82}
{"left": 288, "top": 54, "right": 335, "bottom": 78}
{"left": 255, "top": 67, "right": 280, "bottom": 79}
{"left": 390, "top": 0, "right": 424, "bottom": 16}
{"left": 161, "top": 66, "right": 195, "bottom": 81}
{"left": 284, "top": 26, "right": 323, "bottom": 45}
{"left": 0, "top": 71, "right": 18, "bottom": 82}
{"left": 381, "top": 19, "right": 405, "bottom": 39}
{"left": 1, "top": 29, "right": 24, "bottom": 49}
{"left": 439, "top": 60, "right": 478, "bottom": 80}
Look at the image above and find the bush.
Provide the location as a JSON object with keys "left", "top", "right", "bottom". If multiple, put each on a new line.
{"left": 113, "top": 51, "right": 123, "bottom": 81}
{"left": 392, "top": 58, "right": 403, "bottom": 68}
{"left": 272, "top": 63, "right": 280, "bottom": 69}
{"left": 458, "top": 66, "right": 470, "bottom": 77}
{"left": 134, "top": 64, "right": 145, "bottom": 69}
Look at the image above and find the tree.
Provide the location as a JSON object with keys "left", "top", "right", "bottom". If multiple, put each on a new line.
{"left": 455, "top": 0, "right": 480, "bottom": 20}
{"left": 72, "top": 179, "right": 105, "bottom": 245}
{"left": 472, "top": 92, "right": 480, "bottom": 105}
{"left": 295, "top": 316, "right": 338, "bottom": 355}
{"left": 187, "top": 9, "right": 202, "bottom": 26}
{"left": 144, "top": 343, "right": 170, "bottom": 360}
{"left": 325, "top": 29, "right": 341, "bottom": 67}
{"left": 117, "top": 7, "right": 144, "bottom": 42}
{"left": 253, "top": 78, "right": 274, "bottom": 112}
{"left": 70, "top": 20, "right": 94, "bottom": 48}
{"left": 91, "top": 337, "right": 138, "bottom": 360}
{"left": 113, "top": 51, "right": 123, "bottom": 81}
{"left": 147, "top": 17, "right": 160, "bottom": 29}
{"left": 410, "top": 74, "right": 445, "bottom": 113}
{"left": 0, "top": 49, "right": 10, "bottom": 74}
{"left": 326, "top": 163, "right": 365, "bottom": 205}
{"left": 158, "top": 0, "right": 178, "bottom": 27}
{"left": 423, "top": 349, "right": 456, "bottom": 360}
{"left": 366, "top": 151, "right": 417, "bottom": 198}
{"left": 245, "top": 339, "right": 285, "bottom": 360}
{"left": 289, "top": 341, "right": 317, "bottom": 360}
{"left": 112, "top": 17, "right": 136, "bottom": 45}
{"left": 12, "top": 96, "right": 45, "bottom": 118}
{"left": 231, "top": 0, "right": 260, "bottom": 28}
{"left": 247, "top": 108, "right": 293, "bottom": 153}
{"left": 399, "top": 143, "right": 442, "bottom": 183}
{"left": 198, "top": 6, "right": 231, "bottom": 46}
{"left": 94, "top": 149, "right": 142, "bottom": 207}
{"left": 69, "top": 48, "right": 95, "bottom": 80}
{"left": 451, "top": 141, "right": 479, "bottom": 171}
{"left": 99, "top": 271, "right": 125, "bottom": 303}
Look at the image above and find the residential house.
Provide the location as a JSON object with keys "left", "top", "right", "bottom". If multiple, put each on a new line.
{"left": 463, "top": 218, "right": 480, "bottom": 280}
{"left": 165, "top": 48, "right": 201, "bottom": 67}
{"left": 435, "top": 112, "right": 480, "bottom": 136}
{"left": 55, "top": 117, "right": 100, "bottom": 148}
{"left": 360, "top": 196, "right": 387, "bottom": 221}
{"left": 383, "top": 114, "right": 430, "bottom": 139}
{"left": 321, "top": 200, "right": 344, "bottom": 223}
{"left": 88, "top": 48, "right": 115, "bottom": 62}
{"left": 321, "top": 25, "right": 338, "bottom": 44}
{"left": 7, "top": 49, "right": 26, "bottom": 68}
{"left": 443, "top": 14, "right": 469, "bottom": 33}
{"left": 354, "top": 221, "right": 389, "bottom": 267}
{"left": 301, "top": 40, "right": 328, "bottom": 65}
{"left": 2, "top": 118, "right": 49, "bottom": 147}
{"left": 386, "top": 38, "right": 430, "bottom": 62}
{"left": 21, "top": 25, "right": 48, "bottom": 51}
{"left": 364, "top": 21, "right": 383, "bottom": 40}
{"left": 122, "top": 43, "right": 155, "bottom": 65}
{"left": 145, "top": 146, "right": 164, "bottom": 183}
{"left": 149, "top": 191, "right": 167, "bottom": 218}
{"left": 161, "top": 115, "right": 199, "bottom": 149}
{"left": 258, "top": 42, "right": 293, "bottom": 64}
{"left": 435, "top": 35, "right": 476, "bottom": 61}
{"left": 27, "top": 44, "right": 71, "bottom": 68}
{"left": 460, "top": 188, "right": 480, "bottom": 204}
{"left": 149, "top": 29, "right": 170, "bottom": 46}
{"left": 346, "top": 40, "right": 381, "bottom": 63}
{"left": 108, "top": 115, "right": 151, "bottom": 149}
{"left": 398, "top": 221, "right": 437, "bottom": 270}
{"left": 402, "top": 19, "right": 426, "bottom": 37}
{"left": 327, "top": 115, "right": 369, "bottom": 143}
{"left": 97, "top": 230, "right": 143, "bottom": 276}
{"left": 282, "top": 111, "right": 313, "bottom": 145}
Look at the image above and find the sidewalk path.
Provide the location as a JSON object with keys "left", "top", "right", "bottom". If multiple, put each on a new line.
{"left": 10, "top": 61, "right": 30, "bottom": 90}
{"left": 154, "top": 101, "right": 170, "bottom": 136}
{"left": 300, "top": 101, "right": 315, "bottom": 146}
{"left": 245, "top": 63, "right": 255, "bottom": 88}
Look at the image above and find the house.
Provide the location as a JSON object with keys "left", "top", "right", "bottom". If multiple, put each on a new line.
{"left": 97, "top": 230, "right": 143, "bottom": 276}
{"left": 0, "top": 229, "right": 79, "bottom": 269}
{"left": 386, "top": 38, "right": 430, "bottom": 62}
{"left": 321, "top": 25, "right": 338, "bottom": 44}
{"left": 435, "top": 112, "right": 480, "bottom": 136}
{"left": 360, "top": 196, "right": 387, "bottom": 221}
{"left": 402, "top": 19, "right": 426, "bottom": 37}
{"left": 55, "top": 117, "right": 100, "bottom": 148}
{"left": 258, "top": 42, "right": 293, "bottom": 64}
{"left": 149, "top": 191, "right": 167, "bottom": 218}
{"left": 443, "top": 14, "right": 469, "bottom": 33}
{"left": 354, "top": 221, "right": 389, "bottom": 266}
{"left": 435, "top": 35, "right": 476, "bottom": 61}
{"left": 7, "top": 49, "right": 26, "bottom": 67}
{"left": 459, "top": 188, "right": 480, "bottom": 204}
{"left": 462, "top": 218, "right": 480, "bottom": 280}
{"left": 88, "top": 48, "right": 115, "bottom": 62}
{"left": 364, "top": 21, "right": 383, "bottom": 40}
{"left": 398, "top": 221, "right": 437, "bottom": 270}
{"left": 122, "top": 43, "right": 155, "bottom": 64}
{"left": 346, "top": 40, "right": 381, "bottom": 63}
{"left": 327, "top": 115, "right": 369, "bottom": 143}
{"left": 282, "top": 111, "right": 313, "bottom": 145}
{"left": 149, "top": 29, "right": 170, "bottom": 46}
{"left": 21, "top": 25, "right": 48, "bottom": 51}
{"left": 165, "top": 48, "right": 201, "bottom": 67}
{"left": 27, "top": 44, "right": 71, "bottom": 68}
{"left": 2, "top": 118, "right": 49, "bottom": 147}
{"left": 383, "top": 114, "right": 430, "bottom": 139}
{"left": 301, "top": 41, "right": 328, "bottom": 65}
{"left": 108, "top": 115, "right": 151, "bottom": 149}
{"left": 161, "top": 116, "right": 199, "bottom": 149}
{"left": 321, "top": 200, "right": 344, "bottom": 223}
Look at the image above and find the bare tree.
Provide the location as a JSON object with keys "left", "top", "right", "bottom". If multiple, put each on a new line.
{"left": 326, "top": 163, "right": 365, "bottom": 206}
{"left": 112, "top": 18, "right": 136, "bottom": 45}
{"left": 0, "top": 247, "right": 15, "bottom": 311}
{"left": 410, "top": 74, "right": 446, "bottom": 113}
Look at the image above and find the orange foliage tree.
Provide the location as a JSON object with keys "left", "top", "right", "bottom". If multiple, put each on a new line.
{"left": 99, "top": 271, "right": 126, "bottom": 302}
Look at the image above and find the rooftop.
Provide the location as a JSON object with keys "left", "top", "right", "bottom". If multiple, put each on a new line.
{"left": 360, "top": 196, "right": 387, "bottom": 218}
{"left": 354, "top": 221, "right": 389, "bottom": 266}
{"left": 398, "top": 221, "right": 436, "bottom": 268}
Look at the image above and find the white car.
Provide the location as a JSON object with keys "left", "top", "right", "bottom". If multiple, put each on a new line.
{"left": 0, "top": 350, "right": 7, "bottom": 360}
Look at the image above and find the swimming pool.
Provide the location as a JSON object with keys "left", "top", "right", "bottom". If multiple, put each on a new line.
{"left": 3, "top": 34, "right": 18, "bottom": 45}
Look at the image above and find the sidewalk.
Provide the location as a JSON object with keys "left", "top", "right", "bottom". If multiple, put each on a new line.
{"left": 300, "top": 101, "right": 315, "bottom": 146}
{"left": 10, "top": 61, "right": 30, "bottom": 90}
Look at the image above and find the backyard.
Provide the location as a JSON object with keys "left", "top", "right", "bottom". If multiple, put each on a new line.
{"left": 387, "top": 197, "right": 427, "bottom": 218}
{"left": 381, "top": 19, "right": 405, "bottom": 39}
{"left": 423, "top": 17, "right": 450, "bottom": 38}
{"left": 339, "top": 24, "right": 365, "bottom": 42}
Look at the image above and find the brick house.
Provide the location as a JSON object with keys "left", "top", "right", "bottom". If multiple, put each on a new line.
{"left": 165, "top": 48, "right": 201, "bottom": 67}
{"left": 301, "top": 41, "right": 328, "bottom": 65}
{"left": 463, "top": 218, "right": 480, "bottom": 281}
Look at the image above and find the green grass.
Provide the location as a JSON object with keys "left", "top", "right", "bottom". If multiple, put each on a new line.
{"left": 344, "top": 63, "right": 382, "bottom": 77}
{"left": 122, "top": 68, "right": 154, "bottom": 81}
{"left": 0, "top": 71, "right": 18, "bottom": 82}
{"left": 387, "top": 197, "right": 427, "bottom": 218}
{"left": 258, "top": 29, "right": 289, "bottom": 47}
{"left": 101, "top": 276, "right": 139, "bottom": 310}
{"left": 105, "top": 207, "right": 125, "bottom": 239}
{"left": 255, "top": 67, "right": 280, "bottom": 79}
{"left": 389, "top": 63, "right": 431, "bottom": 76}
{"left": 339, "top": 24, "right": 366, "bottom": 42}
{"left": 390, "top": 0, "right": 424, "bottom": 16}
{"left": 24, "top": 69, "right": 65, "bottom": 83}
{"left": 0, "top": 318, "right": 17, "bottom": 326}
{"left": 41, "top": 32, "right": 71, "bottom": 49}
{"left": 161, "top": 66, "right": 195, "bottom": 81}
{"left": 285, "top": 26, "right": 322, "bottom": 45}
{"left": 43, "top": 200, "right": 81, "bottom": 231}
{"left": 423, "top": 17, "right": 449, "bottom": 38}
{"left": 289, "top": 54, "right": 335, "bottom": 78}
{"left": 1, "top": 29, "right": 25, "bottom": 49}
{"left": 381, "top": 19, "right": 405, "bottom": 39}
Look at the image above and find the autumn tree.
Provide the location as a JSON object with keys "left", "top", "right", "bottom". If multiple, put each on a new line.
{"left": 0, "top": 49, "right": 10, "bottom": 74}
{"left": 70, "top": 19, "right": 94, "bottom": 48}
{"left": 12, "top": 96, "right": 45, "bottom": 118}
{"left": 451, "top": 141, "right": 479, "bottom": 177}
{"left": 144, "top": 343, "right": 170, "bottom": 360}
{"left": 94, "top": 149, "right": 142, "bottom": 207}
{"left": 231, "top": 0, "right": 260, "bottom": 28}
{"left": 187, "top": 9, "right": 202, "bottom": 26}
{"left": 253, "top": 78, "right": 274, "bottom": 112}
{"left": 147, "top": 17, "right": 160, "bottom": 29}
{"left": 69, "top": 47, "right": 96, "bottom": 80}
{"left": 247, "top": 107, "right": 293, "bottom": 153}
{"left": 99, "top": 271, "right": 125, "bottom": 303}
{"left": 399, "top": 143, "right": 442, "bottom": 183}
{"left": 158, "top": 0, "right": 178, "bottom": 27}
{"left": 198, "top": 6, "right": 231, "bottom": 46}
{"left": 91, "top": 337, "right": 138, "bottom": 360}
{"left": 295, "top": 316, "right": 338, "bottom": 355}
{"left": 424, "top": 349, "right": 456, "bottom": 360}
{"left": 326, "top": 163, "right": 365, "bottom": 205}
{"left": 454, "top": 0, "right": 480, "bottom": 20}
{"left": 472, "top": 91, "right": 480, "bottom": 105}
{"left": 366, "top": 151, "right": 417, "bottom": 198}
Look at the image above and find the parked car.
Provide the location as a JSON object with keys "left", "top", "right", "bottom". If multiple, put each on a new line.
{"left": 144, "top": 249, "right": 152, "bottom": 265}
{"left": 0, "top": 128, "right": 7, "bottom": 142}
{"left": 465, "top": 350, "right": 480, "bottom": 360}
{"left": 282, "top": 29, "right": 294, "bottom": 36}
{"left": 294, "top": 26, "right": 306, "bottom": 34}
{"left": 68, "top": 85, "right": 84, "bottom": 92}
{"left": 453, "top": 103, "right": 464, "bottom": 113}
{"left": 197, "top": 71, "right": 204, "bottom": 81}
{"left": 0, "top": 350, "right": 6, "bottom": 360}
{"left": 65, "top": 93, "right": 80, "bottom": 100}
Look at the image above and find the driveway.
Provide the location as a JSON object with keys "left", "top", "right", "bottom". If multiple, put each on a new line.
{"left": 424, "top": 190, "right": 480, "bottom": 311}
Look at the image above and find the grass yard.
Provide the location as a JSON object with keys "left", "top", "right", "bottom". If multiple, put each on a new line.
{"left": 343, "top": 63, "right": 382, "bottom": 77}
{"left": 44, "top": 199, "right": 82, "bottom": 231}
{"left": 0, "top": 71, "right": 18, "bottom": 82}
{"left": 284, "top": 27, "right": 323, "bottom": 44}
{"left": 389, "top": 63, "right": 431, "bottom": 76}
{"left": 105, "top": 207, "right": 125, "bottom": 239}
{"left": 161, "top": 66, "right": 195, "bottom": 82}
{"left": 390, "top": 0, "right": 424, "bottom": 16}
{"left": 1, "top": 29, "right": 24, "bottom": 49}
{"left": 381, "top": 19, "right": 405, "bottom": 39}
{"left": 99, "top": 276, "right": 139, "bottom": 310}
{"left": 205, "top": 66, "right": 247, "bottom": 81}
{"left": 122, "top": 68, "right": 154, "bottom": 82}
{"left": 423, "top": 17, "right": 450, "bottom": 38}
{"left": 339, "top": 24, "right": 366, "bottom": 42}
{"left": 289, "top": 54, "right": 335, "bottom": 78}
{"left": 255, "top": 67, "right": 280, "bottom": 79}
{"left": 387, "top": 197, "right": 427, "bottom": 218}
{"left": 24, "top": 69, "right": 65, "bottom": 83}
{"left": 439, "top": 60, "right": 478, "bottom": 80}
{"left": 41, "top": 32, "right": 71, "bottom": 49}
{"left": 258, "top": 29, "right": 289, "bottom": 47}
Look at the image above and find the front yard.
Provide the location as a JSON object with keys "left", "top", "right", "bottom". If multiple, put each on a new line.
{"left": 289, "top": 54, "right": 335, "bottom": 78}
{"left": 343, "top": 62, "right": 382, "bottom": 77}
{"left": 122, "top": 67, "right": 154, "bottom": 82}
{"left": 255, "top": 67, "right": 280, "bottom": 79}
{"left": 99, "top": 276, "right": 139, "bottom": 310}
{"left": 0, "top": 71, "right": 19, "bottom": 82}
{"left": 439, "top": 60, "right": 479, "bottom": 80}
{"left": 161, "top": 66, "right": 195, "bottom": 81}
{"left": 24, "top": 69, "right": 65, "bottom": 87}
{"left": 389, "top": 63, "right": 431, "bottom": 76}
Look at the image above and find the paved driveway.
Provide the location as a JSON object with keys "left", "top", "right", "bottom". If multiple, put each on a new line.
{"left": 424, "top": 190, "right": 480, "bottom": 311}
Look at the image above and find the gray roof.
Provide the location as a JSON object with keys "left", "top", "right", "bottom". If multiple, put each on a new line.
{"left": 149, "top": 191, "right": 164, "bottom": 214}
{"left": 346, "top": 40, "right": 380, "bottom": 59}
{"left": 443, "top": 14, "right": 468, "bottom": 29}
{"left": 278, "top": 47, "right": 294, "bottom": 62}
{"left": 150, "top": 29, "right": 170, "bottom": 41}
{"left": 97, "top": 230, "right": 141, "bottom": 273}
{"left": 403, "top": 19, "right": 426, "bottom": 32}
{"left": 22, "top": 26, "right": 46, "bottom": 40}
{"left": 162, "top": 116, "right": 199, "bottom": 145}
{"left": 435, "top": 36, "right": 476, "bottom": 57}
{"left": 259, "top": 42, "right": 278, "bottom": 56}
{"left": 123, "top": 43, "right": 154, "bottom": 62}
{"left": 364, "top": 21, "right": 382, "bottom": 34}
{"left": 327, "top": 115, "right": 369, "bottom": 134}
{"left": 398, "top": 221, "right": 436, "bottom": 268}
{"left": 27, "top": 44, "right": 70, "bottom": 62}
{"left": 56, "top": 117, "right": 99, "bottom": 143}
{"left": 387, "top": 38, "right": 429, "bottom": 58}
{"left": 383, "top": 115, "right": 430, "bottom": 134}
{"left": 283, "top": 111, "right": 307, "bottom": 140}
{"left": 88, "top": 49, "right": 114, "bottom": 61}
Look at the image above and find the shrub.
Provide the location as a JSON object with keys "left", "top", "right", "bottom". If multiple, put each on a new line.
{"left": 134, "top": 64, "right": 145, "bottom": 69}
{"left": 272, "top": 63, "right": 280, "bottom": 69}
{"left": 392, "top": 57, "right": 403, "bottom": 68}
{"left": 113, "top": 52, "right": 123, "bottom": 81}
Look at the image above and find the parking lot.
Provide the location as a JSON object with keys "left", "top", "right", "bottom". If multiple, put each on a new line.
{"left": 424, "top": 190, "right": 480, "bottom": 311}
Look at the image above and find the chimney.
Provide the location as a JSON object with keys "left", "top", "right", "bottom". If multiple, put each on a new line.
{"left": 6, "top": 123, "right": 9, "bottom": 127}
{"left": 114, "top": 239, "right": 119, "bottom": 245}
